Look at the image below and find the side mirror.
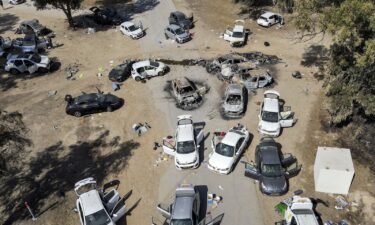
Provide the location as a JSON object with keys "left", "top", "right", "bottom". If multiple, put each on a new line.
{"left": 73, "top": 207, "right": 78, "bottom": 213}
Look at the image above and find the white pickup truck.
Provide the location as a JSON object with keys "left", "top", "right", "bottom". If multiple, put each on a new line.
{"left": 162, "top": 115, "right": 204, "bottom": 169}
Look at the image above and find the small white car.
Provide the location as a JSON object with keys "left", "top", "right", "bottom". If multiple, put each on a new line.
{"left": 74, "top": 178, "right": 126, "bottom": 225}
{"left": 208, "top": 124, "right": 249, "bottom": 174}
{"left": 162, "top": 115, "right": 204, "bottom": 170}
{"left": 131, "top": 60, "right": 168, "bottom": 81}
{"left": 223, "top": 20, "right": 247, "bottom": 47}
{"left": 8, "top": 0, "right": 25, "bottom": 5}
{"left": 257, "top": 12, "right": 284, "bottom": 27}
{"left": 258, "top": 90, "right": 295, "bottom": 137}
{"left": 5, "top": 53, "right": 52, "bottom": 74}
{"left": 119, "top": 22, "right": 144, "bottom": 39}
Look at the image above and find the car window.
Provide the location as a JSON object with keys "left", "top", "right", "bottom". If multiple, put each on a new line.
{"left": 167, "top": 28, "right": 171, "bottom": 32}
{"left": 138, "top": 67, "right": 146, "bottom": 73}
{"left": 176, "top": 140, "right": 195, "bottom": 154}
{"left": 145, "top": 66, "right": 154, "bottom": 70}
{"left": 171, "top": 219, "right": 193, "bottom": 225}
{"left": 291, "top": 217, "right": 297, "bottom": 225}
{"left": 215, "top": 143, "right": 235, "bottom": 157}
{"left": 262, "top": 111, "right": 279, "bottom": 123}
{"left": 150, "top": 61, "right": 159, "bottom": 67}
{"left": 85, "top": 209, "right": 111, "bottom": 225}
{"left": 226, "top": 94, "right": 242, "bottom": 105}
{"left": 14, "top": 60, "right": 23, "bottom": 67}
{"left": 24, "top": 60, "right": 34, "bottom": 67}
{"left": 235, "top": 137, "right": 245, "bottom": 153}
{"left": 232, "top": 32, "right": 243, "bottom": 38}
{"left": 261, "top": 163, "right": 283, "bottom": 177}
{"left": 233, "top": 59, "right": 241, "bottom": 64}
{"left": 78, "top": 204, "right": 84, "bottom": 223}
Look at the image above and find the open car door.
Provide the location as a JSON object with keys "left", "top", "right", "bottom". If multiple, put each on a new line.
{"left": 103, "top": 189, "right": 121, "bottom": 212}
{"left": 201, "top": 213, "right": 225, "bottom": 225}
{"left": 280, "top": 111, "right": 294, "bottom": 128}
{"left": 156, "top": 203, "right": 171, "bottom": 220}
{"left": 281, "top": 153, "right": 297, "bottom": 167}
{"left": 162, "top": 137, "right": 176, "bottom": 156}
{"left": 195, "top": 129, "right": 204, "bottom": 145}
{"left": 242, "top": 161, "right": 261, "bottom": 180}
{"left": 110, "top": 197, "right": 127, "bottom": 223}
{"left": 223, "top": 28, "right": 233, "bottom": 42}
{"left": 285, "top": 162, "right": 302, "bottom": 179}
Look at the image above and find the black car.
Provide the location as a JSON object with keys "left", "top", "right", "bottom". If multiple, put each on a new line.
{"left": 89, "top": 7, "right": 122, "bottom": 25}
{"left": 168, "top": 11, "right": 193, "bottom": 30}
{"left": 108, "top": 61, "right": 134, "bottom": 82}
{"left": 65, "top": 93, "right": 124, "bottom": 117}
{"left": 242, "top": 137, "right": 301, "bottom": 196}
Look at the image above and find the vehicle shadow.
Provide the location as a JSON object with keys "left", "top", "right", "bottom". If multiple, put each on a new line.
{"left": 0, "top": 13, "right": 19, "bottom": 34}
{"left": 300, "top": 45, "right": 329, "bottom": 68}
{"left": 195, "top": 185, "right": 208, "bottom": 222}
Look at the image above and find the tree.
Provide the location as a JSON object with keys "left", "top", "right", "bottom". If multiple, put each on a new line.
{"left": 294, "top": 0, "right": 375, "bottom": 125}
{"left": 33, "top": 0, "right": 83, "bottom": 27}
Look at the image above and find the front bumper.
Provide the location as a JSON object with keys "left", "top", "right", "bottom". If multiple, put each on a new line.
{"left": 207, "top": 163, "right": 230, "bottom": 175}
{"left": 222, "top": 110, "right": 244, "bottom": 118}
{"left": 258, "top": 128, "right": 280, "bottom": 137}
{"left": 176, "top": 160, "right": 199, "bottom": 170}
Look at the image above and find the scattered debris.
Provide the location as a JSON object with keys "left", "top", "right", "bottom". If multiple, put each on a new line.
{"left": 207, "top": 193, "right": 222, "bottom": 209}
{"left": 132, "top": 123, "right": 151, "bottom": 136}
{"left": 153, "top": 142, "right": 161, "bottom": 150}
{"left": 335, "top": 196, "right": 349, "bottom": 210}
{"left": 112, "top": 82, "right": 120, "bottom": 91}
{"left": 64, "top": 63, "right": 80, "bottom": 80}
{"left": 47, "top": 90, "right": 57, "bottom": 97}
{"left": 292, "top": 71, "right": 302, "bottom": 79}
{"left": 264, "top": 41, "right": 270, "bottom": 46}
{"left": 87, "top": 28, "right": 96, "bottom": 34}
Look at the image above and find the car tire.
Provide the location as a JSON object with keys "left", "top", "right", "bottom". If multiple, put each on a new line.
{"left": 165, "top": 33, "right": 169, "bottom": 39}
{"left": 267, "top": 23, "right": 271, "bottom": 28}
{"left": 74, "top": 111, "right": 82, "bottom": 117}
{"left": 38, "top": 67, "right": 49, "bottom": 73}
{"left": 135, "top": 76, "right": 141, "bottom": 82}
{"left": 158, "top": 71, "right": 163, "bottom": 76}
{"left": 106, "top": 106, "right": 112, "bottom": 112}
{"left": 175, "top": 38, "right": 180, "bottom": 43}
{"left": 9, "top": 68, "right": 20, "bottom": 75}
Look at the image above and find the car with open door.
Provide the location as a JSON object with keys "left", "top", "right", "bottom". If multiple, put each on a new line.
{"left": 258, "top": 90, "right": 296, "bottom": 137}
{"left": 233, "top": 70, "right": 273, "bottom": 92}
{"left": 12, "top": 34, "right": 50, "bottom": 53}
{"left": 242, "top": 137, "right": 301, "bottom": 196}
{"left": 168, "top": 11, "right": 194, "bottom": 30}
{"left": 119, "top": 22, "right": 145, "bottom": 39}
{"left": 223, "top": 20, "right": 247, "bottom": 47}
{"left": 4, "top": 53, "right": 53, "bottom": 75}
{"left": 131, "top": 60, "right": 168, "bottom": 81}
{"left": 65, "top": 92, "right": 124, "bottom": 117}
{"left": 108, "top": 61, "right": 134, "bottom": 82}
{"left": 207, "top": 124, "right": 249, "bottom": 174}
{"left": 157, "top": 184, "right": 201, "bottom": 225}
{"left": 74, "top": 178, "right": 127, "bottom": 225}
{"left": 257, "top": 12, "right": 284, "bottom": 27}
{"left": 162, "top": 115, "right": 204, "bottom": 169}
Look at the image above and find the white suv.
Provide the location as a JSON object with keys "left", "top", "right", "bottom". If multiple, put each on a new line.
{"left": 162, "top": 115, "right": 204, "bottom": 169}
{"left": 257, "top": 12, "right": 284, "bottom": 27}
{"left": 131, "top": 60, "right": 168, "bottom": 81}
{"left": 258, "top": 90, "right": 295, "bottom": 137}
{"left": 74, "top": 178, "right": 126, "bottom": 225}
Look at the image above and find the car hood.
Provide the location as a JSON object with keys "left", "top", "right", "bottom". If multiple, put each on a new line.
{"left": 176, "top": 152, "right": 197, "bottom": 164}
{"left": 104, "top": 94, "right": 121, "bottom": 103}
{"left": 180, "top": 20, "right": 192, "bottom": 29}
{"left": 176, "top": 32, "right": 190, "bottom": 39}
{"left": 223, "top": 103, "right": 243, "bottom": 112}
{"left": 261, "top": 176, "right": 287, "bottom": 194}
{"left": 39, "top": 56, "right": 50, "bottom": 65}
{"left": 259, "top": 120, "right": 280, "bottom": 132}
{"left": 131, "top": 28, "right": 143, "bottom": 36}
{"left": 208, "top": 152, "right": 233, "bottom": 170}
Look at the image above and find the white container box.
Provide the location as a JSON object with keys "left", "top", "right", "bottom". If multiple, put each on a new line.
{"left": 314, "top": 147, "right": 355, "bottom": 195}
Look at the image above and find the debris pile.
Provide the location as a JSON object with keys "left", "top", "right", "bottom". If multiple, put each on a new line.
{"left": 65, "top": 63, "right": 80, "bottom": 80}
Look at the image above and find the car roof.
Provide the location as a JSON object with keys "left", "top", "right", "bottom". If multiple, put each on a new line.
{"left": 222, "top": 131, "right": 242, "bottom": 146}
{"left": 233, "top": 24, "right": 244, "bottom": 32}
{"left": 261, "top": 12, "right": 275, "bottom": 18}
{"left": 132, "top": 60, "right": 150, "bottom": 68}
{"left": 263, "top": 97, "right": 279, "bottom": 112}
{"left": 173, "top": 186, "right": 195, "bottom": 219}
{"left": 172, "top": 11, "right": 185, "bottom": 18}
{"left": 79, "top": 190, "right": 105, "bottom": 215}
{"left": 227, "top": 84, "right": 243, "bottom": 94}
{"left": 259, "top": 146, "right": 280, "bottom": 164}
{"left": 75, "top": 93, "right": 100, "bottom": 103}
{"left": 177, "top": 123, "right": 194, "bottom": 142}
{"left": 173, "top": 78, "right": 192, "bottom": 88}
{"left": 121, "top": 21, "right": 135, "bottom": 27}
{"left": 167, "top": 24, "right": 181, "bottom": 30}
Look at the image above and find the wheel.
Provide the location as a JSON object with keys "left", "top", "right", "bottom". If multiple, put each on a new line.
{"left": 135, "top": 76, "right": 141, "bottom": 82}
{"left": 267, "top": 23, "right": 271, "bottom": 28}
{"left": 165, "top": 33, "right": 169, "bottom": 39}
{"left": 175, "top": 38, "right": 180, "bottom": 43}
{"left": 38, "top": 67, "right": 49, "bottom": 73}
{"left": 74, "top": 111, "right": 82, "bottom": 117}
{"left": 9, "top": 68, "right": 20, "bottom": 75}
{"left": 106, "top": 106, "right": 112, "bottom": 112}
{"left": 158, "top": 71, "right": 163, "bottom": 76}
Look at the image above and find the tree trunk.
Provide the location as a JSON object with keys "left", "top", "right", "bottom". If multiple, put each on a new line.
{"left": 58, "top": 2, "right": 75, "bottom": 27}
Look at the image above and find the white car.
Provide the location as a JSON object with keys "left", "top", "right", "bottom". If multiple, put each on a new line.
{"left": 74, "top": 178, "right": 126, "bottom": 225}
{"left": 208, "top": 124, "right": 249, "bottom": 174}
{"left": 258, "top": 90, "right": 295, "bottom": 137}
{"left": 5, "top": 53, "right": 52, "bottom": 74}
{"left": 162, "top": 115, "right": 204, "bottom": 169}
{"left": 257, "top": 12, "right": 284, "bottom": 27}
{"left": 119, "top": 22, "right": 144, "bottom": 39}
{"left": 131, "top": 60, "right": 168, "bottom": 81}
{"left": 223, "top": 20, "right": 247, "bottom": 47}
{"left": 8, "top": 0, "right": 25, "bottom": 5}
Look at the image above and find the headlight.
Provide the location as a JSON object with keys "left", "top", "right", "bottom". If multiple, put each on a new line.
{"left": 176, "top": 158, "right": 181, "bottom": 164}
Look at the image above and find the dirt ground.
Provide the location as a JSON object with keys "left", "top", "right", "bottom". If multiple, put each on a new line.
{"left": 1, "top": 0, "right": 374, "bottom": 225}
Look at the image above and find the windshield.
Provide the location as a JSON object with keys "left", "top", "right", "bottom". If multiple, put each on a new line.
{"left": 85, "top": 209, "right": 111, "bottom": 225}
{"left": 175, "top": 28, "right": 185, "bottom": 35}
{"left": 232, "top": 32, "right": 243, "bottom": 38}
{"left": 171, "top": 219, "right": 193, "bottom": 225}
{"left": 177, "top": 141, "right": 195, "bottom": 154}
{"left": 30, "top": 54, "right": 41, "bottom": 63}
{"left": 150, "top": 61, "right": 159, "bottom": 67}
{"left": 261, "top": 163, "right": 283, "bottom": 177}
{"left": 262, "top": 111, "right": 278, "bottom": 123}
{"left": 260, "top": 16, "right": 268, "bottom": 22}
{"left": 128, "top": 25, "right": 137, "bottom": 31}
{"left": 226, "top": 94, "right": 242, "bottom": 105}
{"left": 179, "top": 86, "right": 194, "bottom": 94}
{"left": 215, "top": 143, "right": 234, "bottom": 157}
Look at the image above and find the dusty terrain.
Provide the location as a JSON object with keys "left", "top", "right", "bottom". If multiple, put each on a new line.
{"left": 1, "top": 0, "right": 374, "bottom": 225}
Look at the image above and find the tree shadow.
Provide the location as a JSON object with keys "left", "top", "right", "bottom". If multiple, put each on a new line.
{"left": 300, "top": 45, "right": 329, "bottom": 67}
{"left": 0, "top": 13, "right": 19, "bottom": 35}
{"left": 0, "top": 130, "right": 139, "bottom": 225}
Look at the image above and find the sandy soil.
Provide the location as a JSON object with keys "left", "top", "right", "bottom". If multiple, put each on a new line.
{"left": 1, "top": 0, "right": 374, "bottom": 225}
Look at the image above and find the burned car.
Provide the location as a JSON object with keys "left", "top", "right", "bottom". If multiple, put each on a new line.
{"left": 169, "top": 11, "right": 194, "bottom": 30}
{"left": 0, "top": 36, "right": 12, "bottom": 57}
{"left": 65, "top": 92, "right": 124, "bottom": 117}
{"left": 16, "top": 19, "right": 53, "bottom": 36}
{"left": 89, "top": 6, "right": 122, "bottom": 25}
{"left": 233, "top": 70, "right": 273, "bottom": 92}
{"left": 5, "top": 53, "right": 54, "bottom": 74}
{"left": 220, "top": 62, "right": 256, "bottom": 80}
{"left": 170, "top": 78, "right": 209, "bottom": 110}
{"left": 206, "top": 54, "right": 248, "bottom": 74}
{"left": 221, "top": 84, "right": 246, "bottom": 118}
{"left": 12, "top": 34, "right": 51, "bottom": 53}
{"left": 242, "top": 137, "right": 301, "bottom": 195}
{"left": 108, "top": 61, "right": 134, "bottom": 82}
